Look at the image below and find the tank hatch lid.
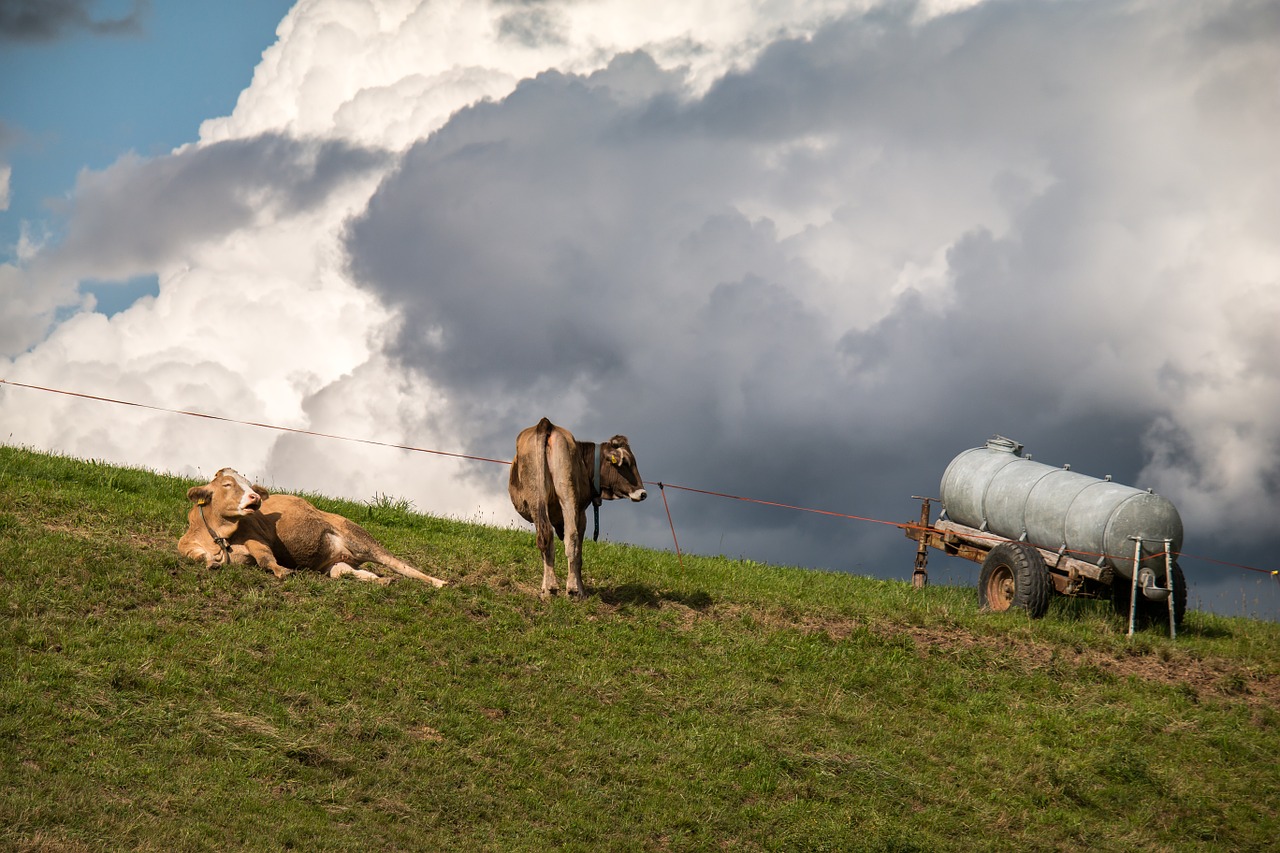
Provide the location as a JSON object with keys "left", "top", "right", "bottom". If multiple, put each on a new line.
{"left": 985, "top": 435, "right": 1024, "bottom": 456}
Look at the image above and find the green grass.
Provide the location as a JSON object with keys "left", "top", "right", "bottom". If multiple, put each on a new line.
{"left": 2, "top": 445, "right": 1278, "bottom": 851}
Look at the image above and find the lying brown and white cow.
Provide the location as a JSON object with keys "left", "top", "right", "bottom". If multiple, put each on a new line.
{"left": 508, "top": 417, "right": 647, "bottom": 598}
{"left": 178, "top": 468, "right": 447, "bottom": 586}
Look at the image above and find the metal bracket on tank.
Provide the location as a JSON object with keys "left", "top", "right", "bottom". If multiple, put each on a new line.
{"left": 985, "top": 436, "right": 1024, "bottom": 455}
{"left": 1127, "top": 536, "right": 1177, "bottom": 640}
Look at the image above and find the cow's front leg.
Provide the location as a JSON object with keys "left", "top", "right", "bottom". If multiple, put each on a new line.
{"left": 563, "top": 505, "right": 587, "bottom": 598}
{"left": 243, "top": 541, "right": 292, "bottom": 579}
{"left": 195, "top": 545, "right": 225, "bottom": 569}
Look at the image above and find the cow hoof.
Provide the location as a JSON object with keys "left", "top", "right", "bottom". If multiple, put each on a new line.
{"left": 272, "top": 567, "right": 293, "bottom": 579}
{"left": 567, "top": 588, "right": 585, "bottom": 599}
{"left": 540, "top": 587, "right": 559, "bottom": 600}
{"left": 376, "top": 577, "right": 392, "bottom": 586}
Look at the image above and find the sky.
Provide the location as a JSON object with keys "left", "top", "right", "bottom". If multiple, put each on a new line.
{"left": 2, "top": 0, "right": 1278, "bottom": 620}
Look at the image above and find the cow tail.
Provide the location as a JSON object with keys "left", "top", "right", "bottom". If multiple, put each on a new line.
{"left": 532, "top": 417, "right": 555, "bottom": 554}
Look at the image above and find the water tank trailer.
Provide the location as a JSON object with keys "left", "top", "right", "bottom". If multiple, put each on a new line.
{"left": 905, "top": 436, "right": 1187, "bottom": 633}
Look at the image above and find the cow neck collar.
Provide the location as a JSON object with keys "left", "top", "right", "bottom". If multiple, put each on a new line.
{"left": 197, "top": 503, "right": 233, "bottom": 562}
{"left": 592, "top": 444, "right": 602, "bottom": 543}
{"left": 592, "top": 444, "right": 602, "bottom": 505}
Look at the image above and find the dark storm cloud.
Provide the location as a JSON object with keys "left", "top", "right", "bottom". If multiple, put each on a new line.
{"left": 53, "top": 133, "right": 390, "bottom": 279}
{"left": 345, "top": 1, "right": 1280, "bottom": 595}
{"left": 496, "top": 3, "right": 568, "bottom": 49}
{"left": 0, "top": 0, "right": 149, "bottom": 42}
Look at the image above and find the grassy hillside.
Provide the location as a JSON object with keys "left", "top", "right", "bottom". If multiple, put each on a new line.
{"left": 2, "top": 445, "right": 1278, "bottom": 851}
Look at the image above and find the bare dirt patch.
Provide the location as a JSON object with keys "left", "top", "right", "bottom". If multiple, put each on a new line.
{"left": 476, "top": 573, "right": 1278, "bottom": 707}
{"left": 896, "top": 623, "right": 1280, "bottom": 707}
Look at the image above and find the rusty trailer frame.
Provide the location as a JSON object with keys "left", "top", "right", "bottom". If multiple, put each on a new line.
{"left": 907, "top": 496, "right": 1112, "bottom": 598}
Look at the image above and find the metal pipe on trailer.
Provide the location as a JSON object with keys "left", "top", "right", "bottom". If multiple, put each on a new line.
{"left": 1129, "top": 537, "right": 1143, "bottom": 637}
{"left": 1127, "top": 535, "right": 1177, "bottom": 639}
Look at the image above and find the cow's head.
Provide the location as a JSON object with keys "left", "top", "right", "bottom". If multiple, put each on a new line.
{"left": 598, "top": 436, "right": 647, "bottom": 503}
{"left": 187, "top": 467, "right": 268, "bottom": 519}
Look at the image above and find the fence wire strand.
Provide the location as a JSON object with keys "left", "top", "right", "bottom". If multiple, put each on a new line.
{"left": 2, "top": 377, "right": 1274, "bottom": 582}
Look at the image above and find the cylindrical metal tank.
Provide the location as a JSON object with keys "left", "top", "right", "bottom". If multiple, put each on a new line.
{"left": 939, "top": 436, "right": 1183, "bottom": 579}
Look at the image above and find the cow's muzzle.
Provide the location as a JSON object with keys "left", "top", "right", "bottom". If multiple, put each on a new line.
{"left": 630, "top": 489, "right": 648, "bottom": 502}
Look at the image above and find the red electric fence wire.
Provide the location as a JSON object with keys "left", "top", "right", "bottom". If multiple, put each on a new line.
{"left": 0, "top": 378, "right": 512, "bottom": 467}
{"left": 653, "top": 480, "right": 906, "bottom": 530}
{"left": 2, "top": 377, "right": 1277, "bottom": 584}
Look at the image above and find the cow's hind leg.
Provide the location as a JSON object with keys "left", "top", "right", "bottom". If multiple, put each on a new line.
{"left": 368, "top": 548, "right": 448, "bottom": 588}
{"left": 329, "top": 562, "right": 391, "bottom": 585}
{"left": 563, "top": 504, "right": 586, "bottom": 598}
{"left": 340, "top": 525, "right": 448, "bottom": 587}
{"left": 537, "top": 522, "right": 559, "bottom": 599}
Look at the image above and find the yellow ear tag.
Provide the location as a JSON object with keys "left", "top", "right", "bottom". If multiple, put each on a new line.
{"left": 198, "top": 498, "right": 210, "bottom": 506}
{"left": 609, "top": 454, "right": 619, "bottom": 464}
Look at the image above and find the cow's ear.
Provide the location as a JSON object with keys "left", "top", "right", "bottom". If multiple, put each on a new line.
{"left": 187, "top": 485, "right": 213, "bottom": 505}
{"left": 253, "top": 484, "right": 270, "bottom": 499}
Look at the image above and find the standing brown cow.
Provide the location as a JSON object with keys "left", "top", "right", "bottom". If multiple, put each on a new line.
{"left": 179, "top": 468, "right": 447, "bottom": 586}
{"left": 508, "top": 417, "right": 647, "bottom": 598}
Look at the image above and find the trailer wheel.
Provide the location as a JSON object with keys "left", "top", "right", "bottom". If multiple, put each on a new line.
{"left": 978, "top": 542, "right": 1052, "bottom": 618}
{"left": 1111, "top": 561, "right": 1186, "bottom": 631}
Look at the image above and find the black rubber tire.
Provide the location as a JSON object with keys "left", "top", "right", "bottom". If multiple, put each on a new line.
{"left": 977, "top": 542, "right": 1052, "bottom": 618}
{"left": 1165, "top": 561, "right": 1188, "bottom": 630}
{"left": 1112, "top": 561, "right": 1186, "bottom": 632}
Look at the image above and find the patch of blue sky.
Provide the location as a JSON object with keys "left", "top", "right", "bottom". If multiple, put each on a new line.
{"left": 0, "top": 1, "right": 295, "bottom": 261}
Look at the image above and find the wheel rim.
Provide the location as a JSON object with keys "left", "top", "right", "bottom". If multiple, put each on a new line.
{"left": 985, "top": 565, "right": 1015, "bottom": 611}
